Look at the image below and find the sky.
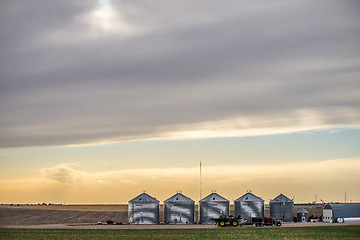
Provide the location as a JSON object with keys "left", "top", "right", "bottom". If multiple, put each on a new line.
{"left": 0, "top": 0, "right": 360, "bottom": 204}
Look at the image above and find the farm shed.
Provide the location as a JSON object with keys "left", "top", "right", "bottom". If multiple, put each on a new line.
{"left": 270, "top": 193, "right": 294, "bottom": 222}
{"left": 234, "top": 192, "right": 264, "bottom": 220}
{"left": 297, "top": 208, "right": 308, "bottom": 222}
{"left": 164, "top": 193, "right": 195, "bottom": 224}
{"left": 199, "top": 193, "right": 230, "bottom": 224}
{"left": 128, "top": 192, "right": 160, "bottom": 224}
{"left": 323, "top": 203, "right": 360, "bottom": 223}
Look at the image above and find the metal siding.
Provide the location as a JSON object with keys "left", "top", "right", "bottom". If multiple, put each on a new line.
{"left": 270, "top": 202, "right": 294, "bottom": 222}
{"left": 343, "top": 217, "right": 360, "bottom": 223}
{"left": 234, "top": 201, "right": 264, "bottom": 219}
{"left": 270, "top": 202, "right": 281, "bottom": 220}
{"left": 164, "top": 202, "right": 194, "bottom": 224}
{"left": 199, "top": 193, "right": 230, "bottom": 224}
{"left": 128, "top": 202, "right": 159, "bottom": 224}
{"left": 330, "top": 204, "right": 360, "bottom": 220}
{"left": 297, "top": 212, "right": 308, "bottom": 222}
{"left": 199, "top": 201, "right": 230, "bottom": 224}
{"left": 297, "top": 208, "right": 308, "bottom": 222}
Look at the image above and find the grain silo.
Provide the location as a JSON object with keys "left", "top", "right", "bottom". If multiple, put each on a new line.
{"left": 199, "top": 193, "right": 230, "bottom": 224}
{"left": 270, "top": 193, "right": 294, "bottom": 222}
{"left": 164, "top": 192, "right": 195, "bottom": 224}
{"left": 128, "top": 192, "right": 159, "bottom": 224}
{"left": 297, "top": 208, "right": 308, "bottom": 222}
{"left": 234, "top": 192, "right": 264, "bottom": 220}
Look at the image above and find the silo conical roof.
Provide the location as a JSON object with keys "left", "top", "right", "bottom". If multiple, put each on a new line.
{"left": 164, "top": 193, "right": 195, "bottom": 203}
{"left": 128, "top": 193, "right": 159, "bottom": 203}
{"left": 297, "top": 208, "right": 308, "bottom": 214}
{"left": 270, "top": 193, "right": 293, "bottom": 203}
{"left": 200, "top": 193, "right": 229, "bottom": 202}
{"left": 235, "top": 192, "right": 264, "bottom": 202}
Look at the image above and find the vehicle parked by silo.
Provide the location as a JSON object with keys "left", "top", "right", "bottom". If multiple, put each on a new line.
{"left": 297, "top": 208, "right": 308, "bottom": 222}
{"left": 234, "top": 192, "right": 264, "bottom": 220}
{"left": 199, "top": 192, "right": 230, "bottom": 224}
{"left": 128, "top": 192, "right": 160, "bottom": 224}
{"left": 164, "top": 192, "right": 195, "bottom": 224}
{"left": 270, "top": 193, "right": 294, "bottom": 222}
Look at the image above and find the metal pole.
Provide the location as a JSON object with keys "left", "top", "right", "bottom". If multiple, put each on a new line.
{"left": 199, "top": 161, "right": 202, "bottom": 224}
{"left": 200, "top": 161, "right": 202, "bottom": 200}
{"left": 345, "top": 192, "right": 347, "bottom": 203}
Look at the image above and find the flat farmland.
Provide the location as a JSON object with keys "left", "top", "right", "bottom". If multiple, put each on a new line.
{"left": 0, "top": 203, "right": 324, "bottom": 226}
{"left": 0, "top": 205, "right": 128, "bottom": 225}
{"left": 0, "top": 204, "right": 199, "bottom": 225}
{"left": 0, "top": 204, "right": 128, "bottom": 212}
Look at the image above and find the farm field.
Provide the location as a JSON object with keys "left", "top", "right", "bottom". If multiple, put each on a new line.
{"left": 0, "top": 203, "right": 324, "bottom": 226}
{"left": 0, "top": 206, "right": 127, "bottom": 226}
{"left": 0, "top": 204, "right": 129, "bottom": 212}
{"left": 1, "top": 226, "right": 360, "bottom": 240}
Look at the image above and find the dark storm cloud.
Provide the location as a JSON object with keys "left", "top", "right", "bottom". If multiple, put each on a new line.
{"left": 1, "top": 0, "right": 360, "bottom": 147}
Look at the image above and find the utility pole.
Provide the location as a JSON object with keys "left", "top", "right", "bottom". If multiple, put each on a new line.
{"left": 345, "top": 192, "right": 347, "bottom": 203}
{"left": 200, "top": 161, "right": 202, "bottom": 201}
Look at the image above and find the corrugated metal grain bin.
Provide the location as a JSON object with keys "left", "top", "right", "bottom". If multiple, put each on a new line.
{"left": 199, "top": 193, "right": 229, "bottom": 224}
{"left": 128, "top": 192, "right": 159, "bottom": 224}
{"left": 297, "top": 208, "right": 308, "bottom": 222}
{"left": 270, "top": 193, "right": 294, "bottom": 222}
{"left": 234, "top": 192, "right": 264, "bottom": 220}
{"left": 164, "top": 193, "right": 195, "bottom": 224}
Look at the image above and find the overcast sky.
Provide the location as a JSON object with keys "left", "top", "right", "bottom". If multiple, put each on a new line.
{"left": 1, "top": 0, "right": 359, "bottom": 148}
{"left": 1, "top": 1, "right": 360, "bottom": 203}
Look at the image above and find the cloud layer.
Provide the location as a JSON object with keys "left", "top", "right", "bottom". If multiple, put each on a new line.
{"left": 1, "top": 0, "right": 360, "bottom": 147}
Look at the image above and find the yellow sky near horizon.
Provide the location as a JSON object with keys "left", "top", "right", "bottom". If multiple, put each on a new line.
{"left": 1, "top": 157, "right": 359, "bottom": 204}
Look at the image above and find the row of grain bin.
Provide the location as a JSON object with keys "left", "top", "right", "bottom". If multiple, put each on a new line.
{"left": 128, "top": 192, "right": 294, "bottom": 224}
